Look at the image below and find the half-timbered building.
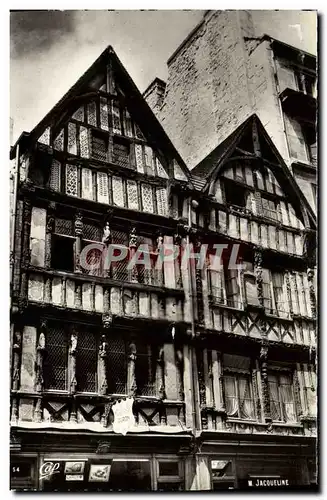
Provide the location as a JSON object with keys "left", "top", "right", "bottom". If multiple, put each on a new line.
{"left": 10, "top": 46, "right": 199, "bottom": 491}
{"left": 10, "top": 45, "right": 317, "bottom": 491}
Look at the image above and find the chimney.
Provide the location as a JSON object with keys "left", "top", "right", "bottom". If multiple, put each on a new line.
{"left": 143, "top": 78, "right": 166, "bottom": 114}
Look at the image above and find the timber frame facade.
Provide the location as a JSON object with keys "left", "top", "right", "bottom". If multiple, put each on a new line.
{"left": 10, "top": 46, "right": 317, "bottom": 491}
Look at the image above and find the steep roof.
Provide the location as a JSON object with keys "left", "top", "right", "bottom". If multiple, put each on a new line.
{"left": 191, "top": 114, "right": 316, "bottom": 228}
{"left": 10, "top": 45, "right": 192, "bottom": 184}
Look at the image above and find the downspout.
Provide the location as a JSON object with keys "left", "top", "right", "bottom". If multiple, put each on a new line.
{"left": 10, "top": 143, "right": 20, "bottom": 289}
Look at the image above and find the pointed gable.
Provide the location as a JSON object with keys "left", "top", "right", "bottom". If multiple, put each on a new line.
{"left": 15, "top": 46, "right": 192, "bottom": 217}
{"left": 26, "top": 46, "right": 191, "bottom": 186}
{"left": 191, "top": 114, "right": 316, "bottom": 229}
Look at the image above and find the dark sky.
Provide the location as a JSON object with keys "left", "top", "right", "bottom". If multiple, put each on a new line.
{"left": 10, "top": 10, "right": 316, "bottom": 144}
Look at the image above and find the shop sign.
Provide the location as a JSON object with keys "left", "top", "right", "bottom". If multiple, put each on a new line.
{"left": 112, "top": 397, "right": 135, "bottom": 435}
{"left": 39, "top": 461, "right": 61, "bottom": 481}
{"left": 247, "top": 477, "right": 290, "bottom": 488}
{"left": 65, "top": 475, "right": 84, "bottom": 481}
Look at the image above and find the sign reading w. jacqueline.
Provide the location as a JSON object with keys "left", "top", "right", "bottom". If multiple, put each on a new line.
{"left": 247, "top": 477, "right": 291, "bottom": 488}
{"left": 112, "top": 397, "right": 135, "bottom": 436}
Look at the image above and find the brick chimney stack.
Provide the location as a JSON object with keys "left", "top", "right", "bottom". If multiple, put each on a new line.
{"left": 143, "top": 78, "right": 166, "bottom": 116}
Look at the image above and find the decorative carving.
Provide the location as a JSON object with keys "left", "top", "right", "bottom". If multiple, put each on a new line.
{"left": 285, "top": 272, "right": 293, "bottom": 315}
{"left": 99, "top": 335, "right": 108, "bottom": 395}
{"left": 254, "top": 249, "right": 263, "bottom": 307}
{"left": 129, "top": 227, "right": 138, "bottom": 282}
{"left": 96, "top": 441, "right": 111, "bottom": 453}
{"left": 259, "top": 344, "right": 271, "bottom": 422}
{"left": 69, "top": 330, "right": 78, "bottom": 394}
{"left": 12, "top": 329, "right": 22, "bottom": 391}
{"left": 35, "top": 322, "right": 46, "bottom": 393}
{"left": 102, "top": 222, "right": 111, "bottom": 245}
{"left": 157, "top": 346, "right": 166, "bottom": 400}
{"left": 307, "top": 268, "right": 317, "bottom": 318}
{"left": 293, "top": 370, "right": 303, "bottom": 419}
{"left": 100, "top": 403, "right": 112, "bottom": 428}
{"left": 252, "top": 366, "right": 262, "bottom": 421}
{"left": 11, "top": 398, "right": 19, "bottom": 423}
{"left": 128, "top": 341, "right": 137, "bottom": 397}
{"left": 21, "top": 200, "right": 32, "bottom": 267}
{"left": 74, "top": 212, "right": 83, "bottom": 236}
{"left": 129, "top": 227, "right": 138, "bottom": 248}
{"left": 102, "top": 312, "right": 113, "bottom": 329}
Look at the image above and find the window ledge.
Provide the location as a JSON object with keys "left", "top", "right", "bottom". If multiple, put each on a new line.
{"left": 266, "top": 312, "right": 293, "bottom": 322}
{"left": 226, "top": 418, "right": 262, "bottom": 425}
{"left": 271, "top": 421, "right": 302, "bottom": 428}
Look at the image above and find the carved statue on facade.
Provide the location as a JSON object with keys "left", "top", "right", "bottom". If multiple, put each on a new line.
{"left": 102, "top": 222, "right": 111, "bottom": 245}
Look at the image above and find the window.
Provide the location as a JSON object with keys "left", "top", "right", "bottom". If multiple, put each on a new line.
{"left": 211, "top": 460, "right": 235, "bottom": 490}
{"left": 110, "top": 229, "right": 129, "bottom": 281}
{"left": 112, "top": 137, "right": 131, "bottom": 168}
{"left": 224, "top": 179, "right": 247, "bottom": 208}
{"left": 243, "top": 262, "right": 259, "bottom": 306}
{"left": 81, "top": 221, "right": 103, "bottom": 277}
{"left": 262, "top": 269, "right": 289, "bottom": 318}
{"left": 135, "top": 342, "right": 157, "bottom": 396}
{"left": 107, "top": 336, "right": 127, "bottom": 394}
{"left": 261, "top": 196, "right": 278, "bottom": 221}
{"left": 303, "top": 365, "right": 317, "bottom": 417}
{"left": 295, "top": 71, "right": 316, "bottom": 97}
{"left": 223, "top": 354, "right": 255, "bottom": 420}
{"left": 208, "top": 254, "right": 242, "bottom": 308}
{"left": 51, "top": 218, "right": 75, "bottom": 273}
{"left": 156, "top": 459, "right": 184, "bottom": 491}
{"left": 268, "top": 372, "right": 297, "bottom": 422}
{"left": 223, "top": 374, "right": 255, "bottom": 419}
{"left": 76, "top": 331, "right": 98, "bottom": 393}
{"left": 284, "top": 114, "right": 316, "bottom": 165}
{"left": 91, "top": 131, "right": 108, "bottom": 162}
{"left": 136, "top": 236, "right": 158, "bottom": 286}
{"left": 44, "top": 326, "right": 68, "bottom": 391}
{"left": 224, "top": 262, "right": 242, "bottom": 309}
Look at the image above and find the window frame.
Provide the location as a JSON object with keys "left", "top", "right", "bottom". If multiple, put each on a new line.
{"left": 223, "top": 370, "right": 256, "bottom": 421}
{"left": 268, "top": 370, "right": 297, "bottom": 423}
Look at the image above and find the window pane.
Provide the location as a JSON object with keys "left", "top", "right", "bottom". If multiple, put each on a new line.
{"left": 92, "top": 134, "right": 107, "bottom": 162}
{"left": 44, "top": 326, "right": 67, "bottom": 390}
{"left": 107, "top": 337, "right": 127, "bottom": 394}
{"left": 158, "top": 462, "right": 179, "bottom": 477}
{"left": 136, "top": 343, "right": 157, "bottom": 396}
{"left": 223, "top": 376, "right": 238, "bottom": 417}
{"left": 113, "top": 139, "right": 130, "bottom": 168}
{"left": 77, "top": 331, "right": 97, "bottom": 393}
{"left": 109, "top": 460, "right": 151, "bottom": 491}
{"left": 238, "top": 377, "right": 255, "bottom": 419}
{"left": 268, "top": 379, "right": 282, "bottom": 421}
{"left": 51, "top": 235, "right": 74, "bottom": 273}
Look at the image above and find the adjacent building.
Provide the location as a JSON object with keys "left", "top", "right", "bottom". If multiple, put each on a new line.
{"left": 145, "top": 10, "right": 317, "bottom": 212}
{"left": 10, "top": 21, "right": 317, "bottom": 491}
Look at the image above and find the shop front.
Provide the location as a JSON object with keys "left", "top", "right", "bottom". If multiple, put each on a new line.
{"left": 197, "top": 431, "right": 317, "bottom": 491}
{"left": 10, "top": 428, "right": 193, "bottom": 491}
